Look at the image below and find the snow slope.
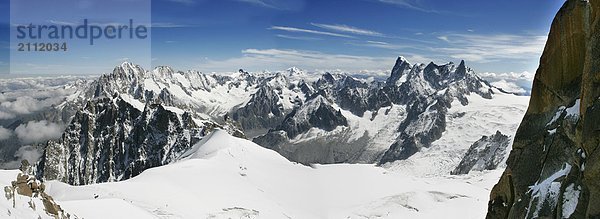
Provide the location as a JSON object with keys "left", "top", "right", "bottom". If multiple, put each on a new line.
{"left": 0, "top": 130, "right": 505, "bottom": 218}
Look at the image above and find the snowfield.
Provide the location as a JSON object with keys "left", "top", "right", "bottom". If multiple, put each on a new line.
{"left": 2, "top": 129, "right": 505, "bottom": 219}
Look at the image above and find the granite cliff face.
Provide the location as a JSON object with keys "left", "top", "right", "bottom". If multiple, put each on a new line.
{"left": 487, "top": 0, "right": 600, "bottom": 218}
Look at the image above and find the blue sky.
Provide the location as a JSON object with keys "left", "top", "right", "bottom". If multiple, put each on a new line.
{"left": 1, "top": 0, "right": 565, "bottom": 78}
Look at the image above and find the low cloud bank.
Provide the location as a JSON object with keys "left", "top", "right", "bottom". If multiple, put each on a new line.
{"left": 0, "top": 126, "right": 11, "bottom": 141}
{"left": 15, "top": 120, "right": 64, "bottom": 144}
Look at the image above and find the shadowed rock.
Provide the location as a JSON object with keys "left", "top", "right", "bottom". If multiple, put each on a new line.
{"left": 451, "top": 131, "right": 511, "bottom": 175}
{"left": 487, "top": 1, "right": 600, "bottom": 218}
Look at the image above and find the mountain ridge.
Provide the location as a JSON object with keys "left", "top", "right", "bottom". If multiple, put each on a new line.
{"left": 34, "top": 57, "right": 525, "bottom": 185}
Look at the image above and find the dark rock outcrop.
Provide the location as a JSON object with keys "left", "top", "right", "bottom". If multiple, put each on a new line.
{"left": 280, "top": 95, "right": 347, "bottom": 138}
{"left": 232, "top": 86, "right": 286, "bottom": 135}
{"left": 487, "top": 1, "right": 600, "bottom": 218}
{"left": 254, "top": 95, "right": 348, "bottom": 140}
{"left": 36, "top": 97, "right": 208, "bottom": 185}
{"left": 451, "top": 131, "right": 511, "bottom": 175}
{"left": 380, "top": 98, "right": 449, "bottom": 163}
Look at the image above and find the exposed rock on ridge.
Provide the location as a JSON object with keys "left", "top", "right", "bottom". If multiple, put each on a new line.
{"left": 4, "top": 161, "right": 67, "bottom": 218}
{"left": 487, "top": 1, "right": 600, "bottom": 218}
{"left": 451, "top": 131, "right": 511, "bottom": 175}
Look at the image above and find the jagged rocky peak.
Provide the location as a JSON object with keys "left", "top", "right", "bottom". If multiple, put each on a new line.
{"left": 375, "top": 57, "right": 499, "bottom": 164}
{"left": 385, "top": 57, "right": 493, "bottom": 99}
{"left": 111, "top": 62, "right": 146, "bottom": 79}
{"left": 314, "top": 72, "right": 367, "bottom": 93}
{"left": 320, "top": 72, "right": 344, "bottom": 83}
{"left": 152, "top": 65, "right": 175, "bottom": 77}
{"left": 231, "top": 84, "right": 287, "bottom": 135}
{"left": 419, "top": 60, "right": 479, "bottom": 90}
{"left": 488, "top": 0, "right": 600, "bottom": 218}
{"left": 451, "top": 131, "right": 511, "bottom": 175}
{"left": 264, "top": 72, "right": 289, "bottom": 89}
{"left": 386, "top": 56, "right": 412, "bottom": 86}
{"left": 455, "top": 60, "right": 468, "bottom": 77}
{"left": 89, "top": 62, "right": 147, "bottom": 99}
{"left": 250, "top": 56, "right": 503, "bottom": 165}
{"left": 236, "top": 68, "right": 252, "bottom": 78}
{"left": 229, "top": 69, "right": 257, "bottom": 85}
{"left": 272, "top": 94, "right": 347, "bottom": 139}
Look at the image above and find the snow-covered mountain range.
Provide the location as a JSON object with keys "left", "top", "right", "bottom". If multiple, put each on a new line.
{"left": 0, "top": 56, "right": 533, "bottom": 218}
{"left": 3, "top": 129, "right": 507, "bottom": 219}
{"left": 28, "top": 57, "right": 530, "bottom": 185}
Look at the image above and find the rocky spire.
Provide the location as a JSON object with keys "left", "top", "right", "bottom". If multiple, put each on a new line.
{"left": 386, "top": 56, "right": 412, "bottom": 86}
{"left": 455, "top": 60, "right": 467, "bottom": 77}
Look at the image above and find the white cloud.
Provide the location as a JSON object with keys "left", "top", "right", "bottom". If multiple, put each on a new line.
{"left": 478, "top": 71, "right": 535, "bottom": 95}
{"left": 276, "top": 34, "right": 321, "bottom": 41}
{"left": 48, "top": 20, "right": 77, "bottom": 26}
{"left": 0, "top": 145, "right": 43, "bottom": 169}
{"left": 478, "top": 71, "right": 535, "bottom": 82}
{"left": 15, "top": 120, "right": 64, "bottom": 144}
{"left": 437, "top": 36, "right": 449, "bottom": 42}
{"left": 237, "top": 0, "right": 274, "bottom": 8}
{"left": 490, "top": 80, "right": 528, "bottom": 95}
{"left": 0, "top": 92, "right": 70, "bottom": 119}
{"left": 353, "top": 40, "right": 411, "bottom": 50}
{"left": 0, "top": 111, "right": 14, "bottom": 120}
{"left": 311, "top": 23, "right": 385, "bottom": 37}
{"left": 195, "top": 48, "right": 400, "bottom": 73}
{"left": 0, "top": 76, "right": 85, "bottom": 118}
{"left": 235, "top": 0, "right": 305, "bottom": 10}
{"left": 151, "top": 22, "right": 193, "bottom": 28}
{"left": 193, "top": 48, "right": 438, "bottom": 76}
{"left": 352, "top": 69, "right": 391, "bottom": 81}
{"left": 435, "top": 34, "right": 547, "bottom": 63}
{"left": 269, "top": 26, "right": 354, "bottom": 38}
{"left": 14, "top": 146, "right": 43, "bottom": 165}
{"left": 0, "top": 126, "right": 11, "bottom": 141}
{"left": 377, "top": 0, "right": 438, "bottom": 13}
{"left": 0, "top": 96, "right": 46, "bottom": 115}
